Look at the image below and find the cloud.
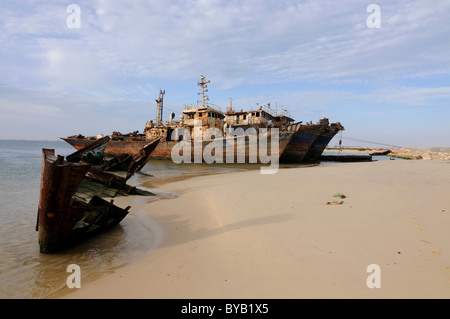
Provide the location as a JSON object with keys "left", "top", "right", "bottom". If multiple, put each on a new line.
{"left": 0, "top": 84, "right": 155, "bottom": 139}
{"left": 0, "top": 1, "right": 449, "bottom": 145}
{"left": 1, "top": 0, "right": 449, "bottom": 93}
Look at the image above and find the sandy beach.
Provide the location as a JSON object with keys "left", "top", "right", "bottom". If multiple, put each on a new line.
{"left": 54, "top": 159, "right": 450, "bottom": 299}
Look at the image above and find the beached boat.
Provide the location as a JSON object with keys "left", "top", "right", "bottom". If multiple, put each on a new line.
{"left": 303, "top": 119, "right": 345, "bottom": 163}
{"left": 224, "top": 106, "right": 332, "bottom": 164}
{"left": 61, "top": 75, "right": 342, "bottom": 164}
{"left": 279, "top": 122, "right": 326, "bottom": 163}
{"left": 63, "top": 76, "right": 300, "bottom": 163}
{"left": 36, "top": 148, "right": 154, "bottom": 254}
{"left": 320, "top": 154, "right": 372, "bottom": 162}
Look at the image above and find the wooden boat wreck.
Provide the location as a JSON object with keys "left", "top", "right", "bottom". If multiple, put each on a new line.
{"left": 36, "top": 144, "right": 156, "bottom": 254}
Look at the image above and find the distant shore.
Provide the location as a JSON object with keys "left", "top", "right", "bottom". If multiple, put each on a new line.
{"left": 54, "top": 159, "right": 450, "bottom": 299}
{"left": 326, "top": 147, "right": 450, "bottom": 160}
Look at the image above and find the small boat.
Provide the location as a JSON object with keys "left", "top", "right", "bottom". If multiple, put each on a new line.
{"left": 36, "top": 149, "right": 155, "bottom": 254}
{"left": 319, "top": 154, "right": 372, "bottom": 162}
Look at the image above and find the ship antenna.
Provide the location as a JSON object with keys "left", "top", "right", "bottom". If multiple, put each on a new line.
{"left": 155, "top": 88, "right": 165, "bottom": 126}
{"left": 198, "top": 75, "right": 210, "bottom": 108}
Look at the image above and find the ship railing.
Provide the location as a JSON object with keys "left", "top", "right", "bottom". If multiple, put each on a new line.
{"left": 184, "top": 102, "right": 223, "bottom": 113}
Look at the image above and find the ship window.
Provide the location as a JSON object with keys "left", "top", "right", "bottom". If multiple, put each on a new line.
{"left": 256, "top": 112, "right": 260, "bottom": 117}
{"left": 243, "top": 114, "right": 246, "bottom": 120}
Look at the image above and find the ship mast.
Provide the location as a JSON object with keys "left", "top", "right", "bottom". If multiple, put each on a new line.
{"left": 155, "top": 88, "right": 165, "bottom": 127}
{"left": 198, "top": 75, "right": 210, "bottom": 108}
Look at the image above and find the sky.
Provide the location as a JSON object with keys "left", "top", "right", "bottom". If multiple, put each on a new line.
{"left": 1, "top": 0, "right": 449, "bottom": 147}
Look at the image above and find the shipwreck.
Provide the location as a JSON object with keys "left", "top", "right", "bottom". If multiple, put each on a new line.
{"left": 36, "top": 137, "right": 159, "bottom": 254}
{"left": 61, "top": 75, "right": 345, "bottom": 164}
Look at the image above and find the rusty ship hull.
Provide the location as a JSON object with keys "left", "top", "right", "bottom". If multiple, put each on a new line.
{"left": 37, "top": 139, "right": 156, "bottom": 253}
{"left": 63, "top": 127, "right": 298, "bottom": 164}
{"left": 279, "top": 123, "right": 325, "bottom": 163}
{"left": 37, "top": 149, "right": 132, "bottom": 253}
{"left": 62, "top": 136, "right": 149, "bottom": 156}
{"left": 61, "top": 76, "right": 342, "bottom": 165}
{"left": 303, "top": 122, "right": 345, "bottom": 163}
{"left": 62, "top": 136, "right": 194, "bottom": 159}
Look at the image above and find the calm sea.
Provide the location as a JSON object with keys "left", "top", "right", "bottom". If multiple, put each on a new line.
{"left": 0, "top": 139, "right": 258, "bottom": 299}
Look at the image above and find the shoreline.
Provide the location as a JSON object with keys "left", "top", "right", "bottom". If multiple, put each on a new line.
{"left": 326, "top": 147, "right": 450, "bottom": 160}
{"left": 52, "top": 159, "right": 449, "bottom": 299}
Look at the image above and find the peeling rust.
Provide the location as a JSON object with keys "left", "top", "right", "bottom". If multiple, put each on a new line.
{"left": 36, "top": 139, "right": 156, "bottom": 253}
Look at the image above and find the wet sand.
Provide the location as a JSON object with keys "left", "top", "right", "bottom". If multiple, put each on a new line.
{"left": 55, "top": 160, "right": 450, "bottom": 299}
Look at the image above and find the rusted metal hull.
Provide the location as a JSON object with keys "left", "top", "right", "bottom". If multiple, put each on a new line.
{"left": 37, "top": 149, "right": 92, "bottom": 253}
{"left": 63, "top": 128, "right": 297, "bottom": 164}
{"left": 101, "top": 137, "right": 161, "bottom": 179}
{"left": 279, "top": 123, "right": 325, "bottom": 163}
{"left": 66, "top": 135, "right": 110, "bottom": 165}
{"left": 178, "top": 128, "right": 296, "bottom": 163}
{"left": 303, "top": 122, "right": 345, "bottom": 163}
{"left": 62, "top": 137, "right": 152, "bottom": 156}
{"left": 36, "top": 149, "right": 153, "bottom": 254}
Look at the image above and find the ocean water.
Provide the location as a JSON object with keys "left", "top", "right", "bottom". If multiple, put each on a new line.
{"left": 0, "top": 140, "right": 156, "bottom": 299}
{"left": 0, "top": 140, "right": 255, "bottom": 299}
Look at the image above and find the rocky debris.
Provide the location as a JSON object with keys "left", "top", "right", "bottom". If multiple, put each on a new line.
{"left": 326, "top": 147, "right": 450, "bottom": 160}
{"left": 389, "top": 148, "right": 450, "bottom": 160}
